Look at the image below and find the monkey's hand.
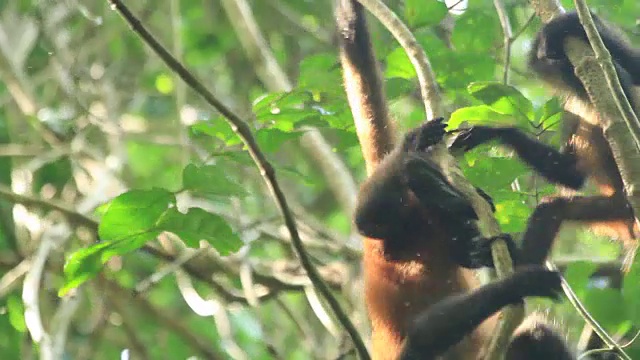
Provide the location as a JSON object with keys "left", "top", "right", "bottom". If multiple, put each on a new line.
{"left": 462, "top": 233, "right": 520, "bottom": 269}
{"left": 504, "top": 266, "right": 563, "bottom": 303}
{"left": 403, "top": 117, "right": 447, "bottom": 153}
{"left": 449, "top": 126, "right": 505, "bottom": 153}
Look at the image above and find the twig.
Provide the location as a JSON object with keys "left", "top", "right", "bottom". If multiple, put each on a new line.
{"left": 175, "top": 272, "right": 248, "bottom": 360}
{"left": 353, "top": 0, "right": 441, "bottom": 118}
{"left": 103, "top": 276, "right": 224, "bottom": 360}
{"left": 0, "top": 258, "right": 31, "bottom": 298}
{"left": 50, "top": 290, "right": 81, "bottom": 360}
{"left": 104, "top": 2, "right": 368, "bottom": 358}
{"left": 22, "top": 234, "right": 52, "bottom": 345}
{"left": 547, "top": 262, "right": 630, "bottom": 359}
{"left": 134, "top": 248, "right": 205, "bottom": 295}
{"left": 493, "top": 0, "right": 513, "bottom": 84}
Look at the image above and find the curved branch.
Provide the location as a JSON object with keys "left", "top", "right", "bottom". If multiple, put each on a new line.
{"left": 104, "top": 1, "right": 369, "bottom": 359}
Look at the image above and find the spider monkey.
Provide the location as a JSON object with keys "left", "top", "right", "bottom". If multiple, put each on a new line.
{"left": 354, "top": 117, "right": 511, "bottom": 268}
{"left": 399, "top": 266, "right": 574, "bottom": 360}
{"left": 450, "top": 11, "right": 640, "bottom": 266}
{"left": 353, "top": 115, "right": 517, "bottom": 358}
{"left": 336, "top": 1, "right": 509, "bottom": 358}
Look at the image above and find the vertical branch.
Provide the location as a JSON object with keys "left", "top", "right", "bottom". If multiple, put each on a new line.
{"left": 493, "top": 0, "right": 513, "bottom": 84}
{"left": 570, "top": 0, "right": 640, "bottom": 222}
{"left": 352, "top": 0, "right": 442, "bottom": 119}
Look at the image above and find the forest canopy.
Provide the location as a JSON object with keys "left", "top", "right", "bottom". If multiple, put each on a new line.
{"left": 1, "top": 0, "right": 640, "bottom": 359}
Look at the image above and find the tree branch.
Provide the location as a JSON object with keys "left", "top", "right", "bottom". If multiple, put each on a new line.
{"left": 104, "top": 1, "right": 369, "bottom": 358}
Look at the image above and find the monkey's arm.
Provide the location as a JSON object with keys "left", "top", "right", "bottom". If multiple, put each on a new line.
{"left": 450, "top": 126, "right": 586, "bottom": 189}
{"left": 398, "top": 267, "right": 563, "bottom": 359}
{"left": 519, "top": 194, "right": 635, "bottom": 265}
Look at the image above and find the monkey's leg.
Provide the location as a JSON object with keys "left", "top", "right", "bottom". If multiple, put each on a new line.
{"left": 519, "top": 195, "right": 635, "bottom": 265}
{"left": 450, "top": 126, "right": 586, "bottom": 189}
{"left": 399, "top": 267, "right": 562, "bottom": 360}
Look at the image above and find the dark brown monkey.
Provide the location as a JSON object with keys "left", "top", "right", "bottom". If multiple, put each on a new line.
{"left": 336, "top": 1, "right": 503, "bottom": 358}
{"left": 451, "top": 11, "right": 640, "bottom": 266}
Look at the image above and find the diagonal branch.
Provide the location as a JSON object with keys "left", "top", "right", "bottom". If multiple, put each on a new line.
{"left": 104, "top": 1, "right": 369, "bottom": 358}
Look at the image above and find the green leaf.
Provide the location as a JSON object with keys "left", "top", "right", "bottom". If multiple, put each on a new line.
{"left": 467, "top": 82, "right": 534, "bottom": 121}
{"left": 182, "top": 164, "right": 247, "bottom": 197}
{"left": 448, "top": 105, "right": 514, "bottom": 129}
{"left": 385, "top": 47, "right": 416, "bottom": 80}
{"left": 252, "top": 91, "right": 323, "bottom": 131}
{"left": 6, "top": 296, "right": 26, "bottom": 333}
{"left": 157, "top": 207, "right": 242, "bottom": 254}
{"left": 584, "top": 288, "right": 628, "bottom": 329}
{"left": 298, "top": 53, "right": 343, "bottom": 93}
{"left": 254, "top": 128, "right": 303, "bottom": 153}
{"left": 99, "top": 189, "right": 175, "bottom": 241}
{"left": 564, "top": 261, "right": 598, "bottom": 296}
{"left": 492, "top": 197, "right": 531, "bottom": 233}
{"left": 60, "top": 241, "right": 121, "bottom": 296}
{"left": 537, "top": 97, "right": 563, "bottom": 130}
{"left": 191, "top": 120, "right": 242, "bottom": 146}
{"left": 460, "top": 156, "right": 528, "bottom": 190}
{"left": 452, "top": 11, "right": 501, "bottom": 53}
{"left": 405, "top": 0, "right": 448, "bottom": 28}
{"left": 253, "top": 91, "right": 313, "bottom": 115}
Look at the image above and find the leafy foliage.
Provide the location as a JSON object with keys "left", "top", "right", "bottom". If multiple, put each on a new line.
{"left": 0, "top": 0, "right": 639, "bottom": 358}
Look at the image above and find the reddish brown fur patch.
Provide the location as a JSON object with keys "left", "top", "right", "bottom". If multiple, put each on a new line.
{"left": 362, "top": 221, "right": 496, "bottom": 359}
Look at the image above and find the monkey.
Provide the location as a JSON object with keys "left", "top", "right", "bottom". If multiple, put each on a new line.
{"left": 449, "top": 11, "right": 640, "bottom": 266}
{"left": 352, "top": 115, "right": 517, "bottom": 358}
{"left": 354, "top": 116, "right": 513, "bottom": 269}
{"left": 399, "top": 266, "right": 574, "bottom": 360}
{"left": 336, "top": 1, "right": 512, "bottom": 357}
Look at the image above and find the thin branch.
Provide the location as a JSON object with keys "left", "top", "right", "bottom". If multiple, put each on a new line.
{"left": 0, "top": 258, "right": 31, "bottom": 298}
{"left": 493, "top": 0, "right": 513, "bottom": 84}
{"left": 353, "top": 0, "right": 441, "bottom": 118}
{"left": 548, "top": 262, "right": 630, "bottom": 359}
{"left": 0, "top": 184, "right": 97, "bottom": 229}
{"left": 103, "top": 276, "right": 224, "bottom": 360}
{"left": 0, "top": 180, "right": 347, "bottom": 301}
{"left": 50, "top": 290, "right": 81, "bottom": 360}
{"left": 104, "top": 2, "right": 368, "bottom": 358}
